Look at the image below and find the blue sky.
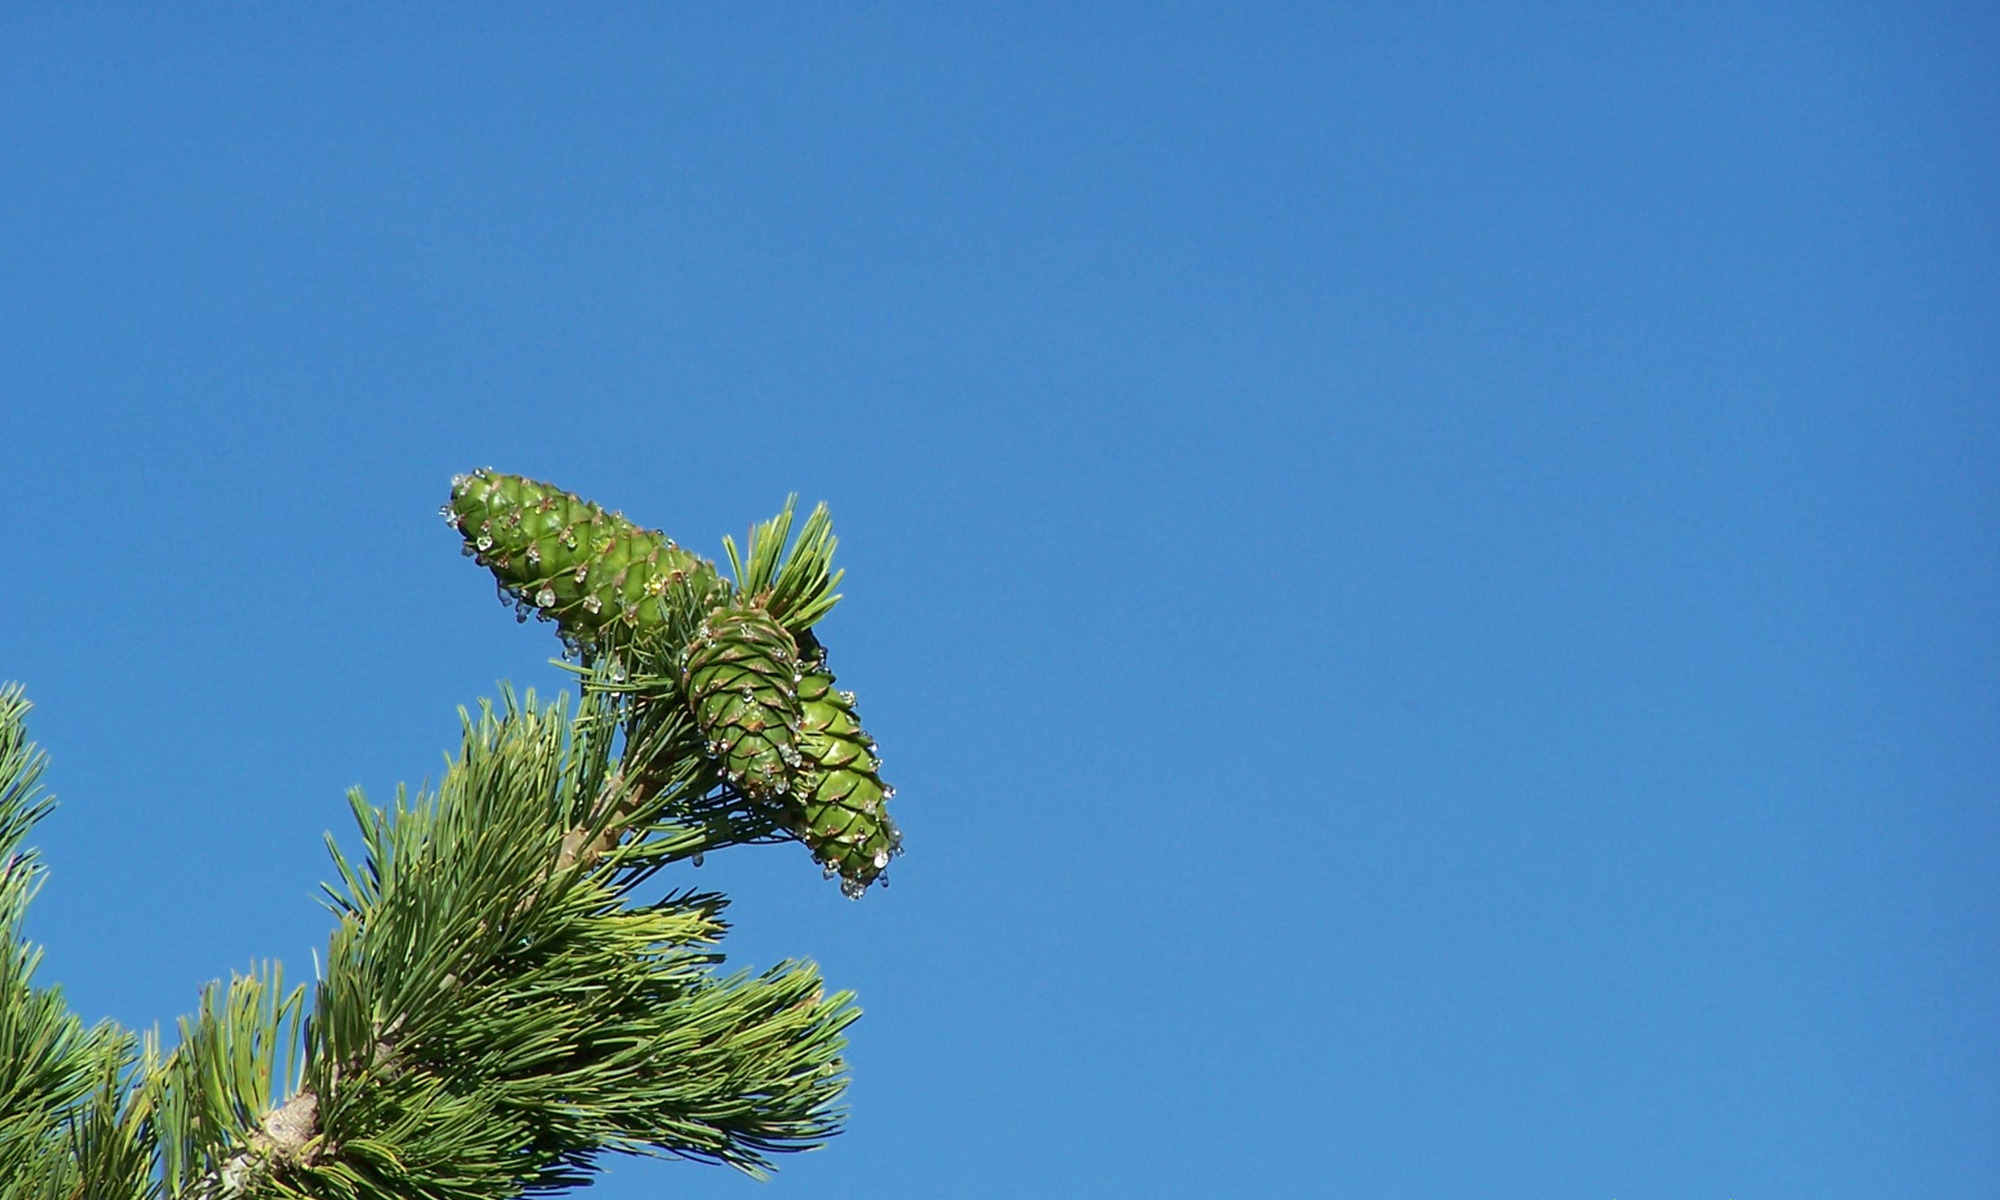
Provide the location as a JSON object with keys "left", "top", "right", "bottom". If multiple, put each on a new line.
{"left": 2, "top": 5, "right": 1995, "bottom": 1196}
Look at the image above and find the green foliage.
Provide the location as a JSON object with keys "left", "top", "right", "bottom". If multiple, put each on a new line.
{"left": 722, "top": 495, "right": 844, "bottom": 636}
{"left": 0, "top": 474, "right": 905, "bottom": 1196}
{"left": 0, "top": 686, "right": 117, "bottom": 1199}
{"left": 267, "top": 691, "right": 857, "bottom": 1197}
{"left": 151, "top": 965, "right": 307, "bottom": 1196}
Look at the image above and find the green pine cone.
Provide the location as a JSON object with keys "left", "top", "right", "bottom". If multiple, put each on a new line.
{"left": 445, "top": 469, "right": 727, "bottom": 651}
{"left": 793, "top": 667, "right": 900, "bottom": 897}
{"left": 683, "top": 602, "right": 804, "bottom": 804}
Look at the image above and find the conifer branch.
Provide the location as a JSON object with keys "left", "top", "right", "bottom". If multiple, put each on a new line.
{"left": 0, "top": 475, "right": 901, "bottom": 1195}
{"left": 204, "top": 691, "right": 858, "bottom": 1196}
{"left": 0, "top": 686, "right": 140, "bottom": 1200}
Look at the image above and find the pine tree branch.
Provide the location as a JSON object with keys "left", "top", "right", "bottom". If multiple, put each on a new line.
{"left": 0, "top": 476, "right": 900, "bottom": 1196}
{"left": 175, "top": 689, "right": 861, "bottom": 1198}
{"left": 0, "top": 686, "right": 146, "bottom": 1200}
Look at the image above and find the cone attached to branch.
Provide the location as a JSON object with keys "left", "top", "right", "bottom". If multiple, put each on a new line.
{"left": 683, "top": 602, "right": 803, "bottom": 805}
{"left": 445, "top": 469, "right": 727, "bottom": 653}
{"left": 793, "top": 668, "right": 900, "bottom": 897}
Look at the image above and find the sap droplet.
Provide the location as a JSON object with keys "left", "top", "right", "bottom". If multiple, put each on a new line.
{"left": 573, "top": 563, "right": 589, "bottom": 583}
{"left": 691, "top": 852, "right": 704, "bottom": 868}
{"left": 535, "top": 587, "right": 557, "bottom": 608}
{"left": 583, "top": 595, "right": 603, "bottom": 614}
{"left": 476, "top": 535, "right": 494, "bottom": 551}
{"left": 872, "top": 849, "right": 890, "bottom": 870}
{"left": 525, "top": 545, "right": 541, "bottom": 566}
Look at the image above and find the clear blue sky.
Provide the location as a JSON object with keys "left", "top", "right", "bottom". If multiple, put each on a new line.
{"left": 2, "top": 5, "right": 1994, "bottom": 1197}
